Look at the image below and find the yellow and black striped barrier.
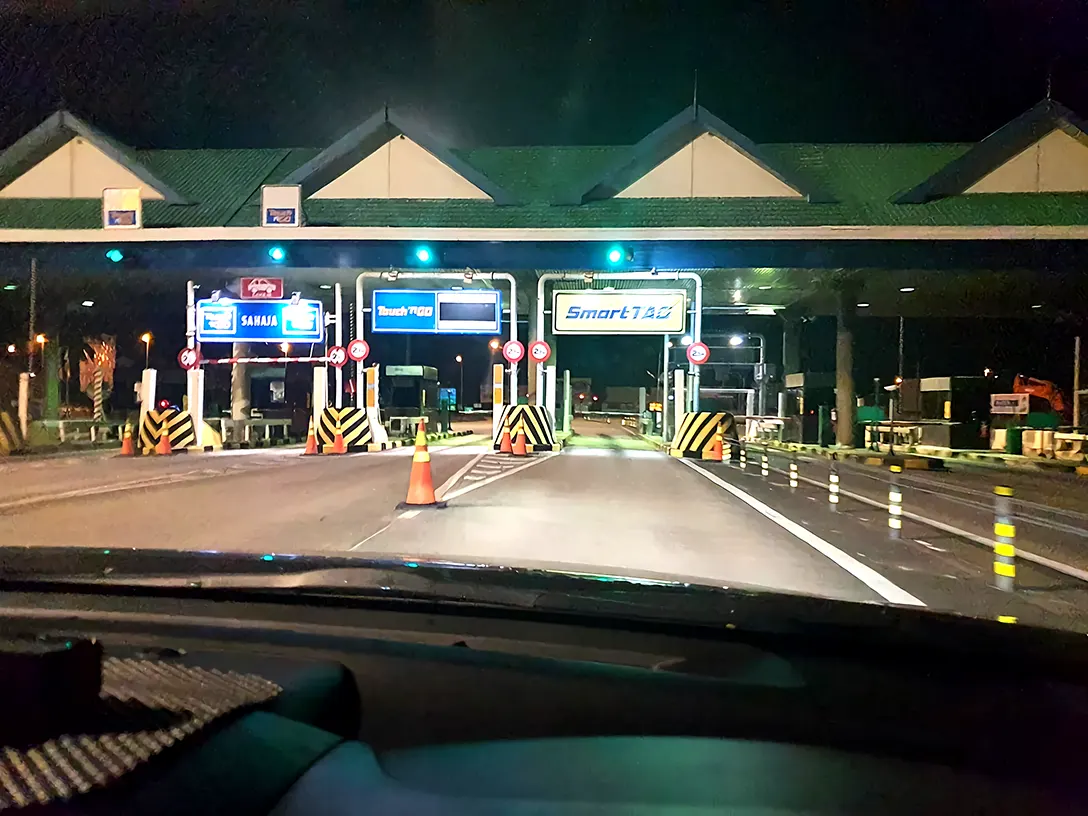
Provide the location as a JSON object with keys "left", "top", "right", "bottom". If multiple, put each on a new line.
{"left": 493, "top": 405, "right": 558, "bottom": 452}
{"left": 319, "top": 407, "right": 378, "bottom": 453}
{"left": 993, "top": 485, "right": 1016, "bottom": 591}
{"left": 669, "top": 412, "right": 738, "bottom": 459}
{"left": 139, "top": 409, "right": 196, "bottom": 453}
{"left": 0, "top": 411, "right": 24, "bottom": 455}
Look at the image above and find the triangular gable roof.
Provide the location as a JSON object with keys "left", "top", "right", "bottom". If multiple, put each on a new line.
{"left": 281, "top": 107, "right": 516, "bottom": 204}
{"left": 574, "top": 105, "right": 833, "bottom": 204}
{"left": 894, "top": 100, "right": 1088, "bottom": 203}
{"left": 0, "top": 111, "right": 190, "bottom": 204}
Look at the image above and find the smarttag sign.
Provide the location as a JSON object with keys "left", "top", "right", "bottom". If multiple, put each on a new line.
{"left": 195, "top": 298, "right": 324, "bottom": 344}
{"left": 552, "top": 290, "right": 686, "bottom": 335}
{"left": 372, "top": 290, "right": 501, "bottom": 334}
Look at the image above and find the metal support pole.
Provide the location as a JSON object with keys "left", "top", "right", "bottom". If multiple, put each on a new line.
{"left": 334, "top": 282, "right": 343, "bottom": 409}
{"left": 993, "top": 486, "right": 1016, "bottom": 591}
{"left": 828, "top": 458, "right": 839, "bottom": 511}
{"left": 789, "top": 452, "right": 798, "bottom": 489}
{"left": 888, "top": 465, "right": 903, "bottom": 539}
{"left": 562, "top": 369, "right": 572, "bottom": 434}
{"left": 1074, "top": 335, "right": 1081, "bottom": 428}
{"left": 662, "top": 334, "right": 670, "bottom": 442}
{"left": 760, "top": 449, "right": 769, "bottom": 478}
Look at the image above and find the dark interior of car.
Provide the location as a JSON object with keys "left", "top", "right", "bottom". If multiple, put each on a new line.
{"left": 0, "top": 585, "right": 1083, "bottom": 814}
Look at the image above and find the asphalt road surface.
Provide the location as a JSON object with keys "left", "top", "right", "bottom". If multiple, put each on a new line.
{"left": 3, "top": 431, "right": 1088, "bottom": 632}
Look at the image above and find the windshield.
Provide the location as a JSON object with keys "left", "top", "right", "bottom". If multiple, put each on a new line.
{"left": 2, "top": 0, "right": 1088, "bottom": 636}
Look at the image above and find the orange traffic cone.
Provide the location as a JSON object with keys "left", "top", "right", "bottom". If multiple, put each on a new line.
{"left": 512, "top": 421, "right": 529, "bottom": 457}
{"left": 303, "top": 418, "right": 319, "bottom": 456}
{"left": 155, "top": 424, "right": 173, "bottom": 456}
{"left": 703, "top": 424, "right": 723, "bottom": 462}
{"left": 398, "top": 420, "right": 445, "bottom": 508}
{"left": 119, "top": 422, "right": 135, "bottom": 457}
{"left": 329, "top": 418, "right": 347, "bottom": 455}
{"left": 498, "top": 414, "right": 513, "bottom": 454}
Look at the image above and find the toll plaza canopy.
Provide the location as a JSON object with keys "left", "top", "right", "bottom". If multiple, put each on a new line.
{"left": 4, "top": 99, "right": 1088, "bottom": 442}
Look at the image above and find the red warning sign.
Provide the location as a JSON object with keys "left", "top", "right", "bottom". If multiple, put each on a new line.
{"left": 177, "top": 347, "right": 200, "bottom": 370}
{"left": 686, "top": 342, "right": 710, "bottom": 365}
{"left": 528, "top": 340, "right": 551, "bottom": 364}
{"left": 502, "top": 340, "right": 525, "bottom": 364}
{"left": 346, "top": 338, "right": 370, "bottom": 362}
{"left": 327, "top": 346, "right": 348, "bottom": 368}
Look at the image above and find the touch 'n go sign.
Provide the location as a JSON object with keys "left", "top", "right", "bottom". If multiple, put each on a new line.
{"left": 528, "top": 340, "right": 551, "bottom": 364}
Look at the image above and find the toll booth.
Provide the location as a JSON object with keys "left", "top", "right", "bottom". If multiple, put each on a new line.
{"left": 381, "top": 365, "right": 439, "bottom": 434}
{"left": 897, "top": 376, "right": 992, "bottom": 449}
{"left": 783, "top": 372, "right": 835, "bottom": 444}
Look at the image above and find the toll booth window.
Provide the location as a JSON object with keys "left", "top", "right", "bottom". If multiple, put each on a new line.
{"left": 439, "top": 301, "right": 495, "bottom": 323}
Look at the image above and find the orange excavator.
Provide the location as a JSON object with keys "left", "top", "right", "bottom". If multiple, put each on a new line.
{"left": 1013, "top": 374, "right": 1071, "bottom": 421}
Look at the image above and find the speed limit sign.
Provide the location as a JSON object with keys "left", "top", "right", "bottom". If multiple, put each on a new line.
{"left": 327, "top": 346, "right": 348, "bottom": 368}
{"left": 502, "top": 340, "right": 525, "bottom": 364}
{"left": 346, "top": 338, "right": 370, "bottom": 362}
{"left": 686, "top": 341, "right": 710, "bottom": 365}
{"left": 528, "top": 340, "right": 551, "bottom": 364}
{"left": 177, "top": 347, "right": 200, "bottom": 370}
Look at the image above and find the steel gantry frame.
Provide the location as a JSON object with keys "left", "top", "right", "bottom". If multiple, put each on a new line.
{"left": 354, "top": 270, "right": 518, "bottom": 404}
{"left": 534, "top": 270, "right": 704, "bottom": 412}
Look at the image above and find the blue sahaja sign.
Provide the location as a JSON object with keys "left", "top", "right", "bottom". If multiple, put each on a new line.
{"left": 196, "top": 298, "right": 325, "bottom": 343}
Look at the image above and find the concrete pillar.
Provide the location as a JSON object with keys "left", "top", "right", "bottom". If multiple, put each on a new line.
{"left": 43, "top": 342, "right": 60, "bottom": 420}
{"left": 835, "top": 285, "right": 858, "bottom": 447}
{"left": 781, "top": 314, "right": 802, "bottom": 376}
{"left": 230, "top": 342, "right": 252, "bottom": 420}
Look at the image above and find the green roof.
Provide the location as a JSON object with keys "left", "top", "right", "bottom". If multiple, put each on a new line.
{"left": 3, "top": 141, "right": 1088, "bottom": 230}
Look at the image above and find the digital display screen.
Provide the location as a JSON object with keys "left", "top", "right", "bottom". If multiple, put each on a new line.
{"left": 439, "top": 301, "right": 498, "bottom": 323}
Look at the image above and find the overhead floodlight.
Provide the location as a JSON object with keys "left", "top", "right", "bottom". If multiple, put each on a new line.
{"left": 728, "top": 335, "right": 744, "bottom": 347}
{"left": 413, "top": 246, "right": 435, "bottom": 265}
{"left": 267, "top": 246, "right": 286, "bottom": 263}
{"left": 681, "top": 335, "right": 693, "bottom": 346}
{"left": 105, "top": 248, "right": 125, "bottom": 263}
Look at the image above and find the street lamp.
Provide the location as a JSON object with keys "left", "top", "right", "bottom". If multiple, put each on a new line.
{"left": 140, "top": 332, "right": 152, "bottom": 369}
{"left": 455, "top": 355, "right": 464, "bottom": 411}
{"left": 280, "top": 342, "right": 290, "bottom": 354}
{"left": 488, "top": 338, "right": 500, "bottom": 351}
{"left": 727, "top": 333, "right": 768, "bottom": 415}
{"left": 681, "top": 335, "right": 693, "bottom": 346}
{"left": 35, "top": 334, "right": 46, "bottom": 346}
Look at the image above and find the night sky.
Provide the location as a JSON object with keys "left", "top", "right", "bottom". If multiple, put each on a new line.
{"left": 2, "top": 0, "right": 1086, "bottom": 149}
{"left": 1, "top": 0, "right": 1087, "bottom": 402}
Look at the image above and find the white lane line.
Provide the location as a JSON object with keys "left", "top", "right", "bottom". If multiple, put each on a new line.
{"left": 442, "top": 454, "right": 557, "bottom": 502}
{"left": 914, "top": 539, "right": 948, "bottom": 553}
{"left": 435, "top": 451, "right": 486, "bottom": 500}
{"left": 0, "top": 471, "right": 222, "bottom": 512}
{"left": 679, "top": 460, "right": 925, "bottom": 607}
{"left": 399, "top": 509, "right": 421, "bottom": 520}
{"left": 349, "top": 522, "right": 393, "bottom": 551}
